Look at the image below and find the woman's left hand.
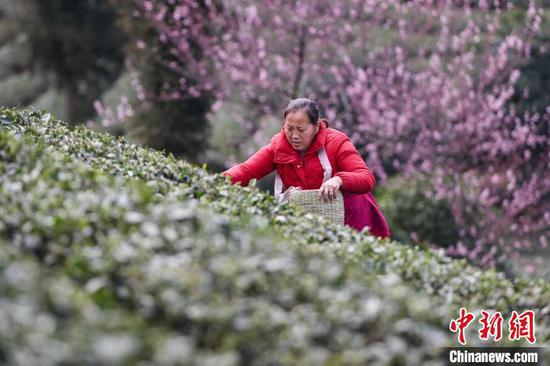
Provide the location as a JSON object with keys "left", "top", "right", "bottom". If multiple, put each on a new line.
{"left": 319, "top": 177, "right": 343, "bottom": 202}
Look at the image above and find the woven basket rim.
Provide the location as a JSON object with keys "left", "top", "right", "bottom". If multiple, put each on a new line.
{"left": 287, "top": 188, "right": 344, "bottom": 225}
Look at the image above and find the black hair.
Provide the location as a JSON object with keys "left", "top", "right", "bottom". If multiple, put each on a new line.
{"left": 283, "top": 98, "right": 320, "bottom": 125}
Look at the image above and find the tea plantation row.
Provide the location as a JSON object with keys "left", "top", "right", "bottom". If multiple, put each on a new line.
{"left": 0, "top": 108, "right": 548, "bottom": 364}
{"left": 1, "top": 125, "right": 451, "bottom": 364}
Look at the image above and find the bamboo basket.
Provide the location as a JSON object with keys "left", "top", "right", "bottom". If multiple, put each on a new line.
{"left": 288, "top": 189, "right": 344, "bottom": 225}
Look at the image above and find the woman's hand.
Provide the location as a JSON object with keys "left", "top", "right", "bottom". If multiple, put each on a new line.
{"left": 282, "top": 186, "right": 301, "bottom": 201}
{"left": 319, "top": 176, "right": 343, "bottom": 202}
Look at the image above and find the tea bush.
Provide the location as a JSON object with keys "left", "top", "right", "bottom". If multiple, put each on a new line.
{"left": 1, "top": 108, "right": 548, "bottom": 364}
{"left": 376, "top": 176, "right": 461, "bottom": 249}
{"left": 0, "top": 128, "right": 451, "bottom": 365}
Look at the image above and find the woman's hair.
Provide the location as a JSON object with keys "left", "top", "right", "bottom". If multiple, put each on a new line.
{"left": 283, "top": 98, "right": 320, "bottom": 125}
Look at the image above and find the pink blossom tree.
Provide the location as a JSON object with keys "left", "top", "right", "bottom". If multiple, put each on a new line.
{"left": 119, "top": 0, "right": 549, "bottom": 266}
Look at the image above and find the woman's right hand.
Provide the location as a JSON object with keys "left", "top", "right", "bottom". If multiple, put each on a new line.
{"left": 282, "top": 186, "right": 301, "bottom": 201}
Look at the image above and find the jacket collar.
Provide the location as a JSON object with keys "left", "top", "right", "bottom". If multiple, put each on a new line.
{"left": 273, "top": 122, "right": 328, "bottom": 164}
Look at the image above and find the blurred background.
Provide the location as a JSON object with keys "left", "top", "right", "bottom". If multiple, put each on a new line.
{"left": 1, "top": 0, "right": 548, "bottom": 277}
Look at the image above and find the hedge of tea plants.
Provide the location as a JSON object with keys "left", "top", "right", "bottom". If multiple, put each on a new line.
{"left": 0, "top": 108, "right": 548, "bottom": 364}
{"left": 0, "top": 122, "right": 450, "bottom": 365}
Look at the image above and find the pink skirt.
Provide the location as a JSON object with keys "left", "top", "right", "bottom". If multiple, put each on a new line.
{"left": 343, "top": 192, "right": 391, "bottom": 238}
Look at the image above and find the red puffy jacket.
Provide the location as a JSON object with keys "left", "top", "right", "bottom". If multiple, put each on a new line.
{"left": 224, "top": 121, "right": 375, "bottom": 193}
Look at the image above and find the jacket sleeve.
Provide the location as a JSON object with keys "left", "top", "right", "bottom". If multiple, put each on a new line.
{"left": 333, "top": 138, "right": 375, "bottom": 193}
{"left": 223, "top": 144, "right": 277, "bottom": 186}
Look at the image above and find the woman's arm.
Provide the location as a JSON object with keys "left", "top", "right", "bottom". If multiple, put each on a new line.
{"left": 223, "top": 144, "right": 277, "bottom": 186}
{"left": 333, "top": 139, "right": 375, "bottom": 193}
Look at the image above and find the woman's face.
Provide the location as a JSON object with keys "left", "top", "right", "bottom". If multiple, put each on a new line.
{"left": 283, "top": 110, "right": 319, "bottom": 152}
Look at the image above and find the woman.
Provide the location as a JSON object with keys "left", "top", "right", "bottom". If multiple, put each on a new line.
{"left": 223, "top": 98, "right": 390, "bottom": 238}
